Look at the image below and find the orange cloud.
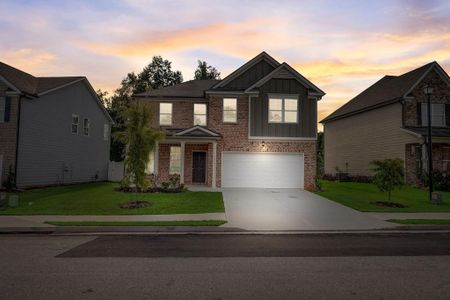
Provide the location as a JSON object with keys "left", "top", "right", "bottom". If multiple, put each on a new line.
{"left": 1, "top": 48, "right": 56, "bottom": 75}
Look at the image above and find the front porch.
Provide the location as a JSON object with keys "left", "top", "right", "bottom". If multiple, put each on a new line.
{"left": 153, "top": 126, "right": 220, "bottom": 188}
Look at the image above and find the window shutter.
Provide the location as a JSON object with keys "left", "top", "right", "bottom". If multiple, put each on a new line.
{"left": 446, "top": 104, "right": 450, "bottom": 127}
{"left": 417, "top": 103, "right": 422, "bottom": 126}
{"left": 4, "top": 96, "right": 11, "bottom": 122}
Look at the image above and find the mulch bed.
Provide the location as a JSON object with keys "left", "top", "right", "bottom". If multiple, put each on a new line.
{"left": 119, "top": 201, "right": 152, "bottom": 209}
{"left": 371, "top": 201, "right": 407, "bottom": 208}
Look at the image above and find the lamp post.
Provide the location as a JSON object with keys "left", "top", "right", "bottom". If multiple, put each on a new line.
{"left": 424, "top": 85, "right": 434, "bottom": 201}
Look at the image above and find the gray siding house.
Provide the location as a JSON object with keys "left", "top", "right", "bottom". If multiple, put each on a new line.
{"left": 134, "top": 52, "right": 325, "bottom": 190}
{"left": 0, "top": 62, "right": 113, "bottom": 188}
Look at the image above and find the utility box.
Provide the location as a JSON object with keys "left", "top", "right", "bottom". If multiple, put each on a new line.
{"left": 431, "top": 192, "right": 443, "bottom": 204}
{"left": 8, "top": 195, "right": 19, "bottom": 208}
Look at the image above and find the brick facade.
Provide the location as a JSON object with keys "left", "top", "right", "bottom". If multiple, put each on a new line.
{"left": 154, "top": 94, "right": 317, "bottom": 190}
{"left": 403, "top": 69, "right": 450, "bottom": 185}
{"left": 0, "top": 82, "right": 19, "bottom": 186}
{"left": 404, "top": 69, "right": 450, "bottom": 127}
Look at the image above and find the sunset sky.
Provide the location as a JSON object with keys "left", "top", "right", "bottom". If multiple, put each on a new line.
{"left": 1, "top": 0, "right": 449, "bottom": 130}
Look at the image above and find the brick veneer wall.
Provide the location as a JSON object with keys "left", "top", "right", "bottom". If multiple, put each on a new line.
{"left": 405, "top": 143, "right": 421, "bottom": 185}
{"left": 404, "top": 69, "right": 450, "bottom": 127}
{"left": 150, "top": 95, "right": 317, "bottom": 190}
{"left": 0, "top": 83, "right": 19, "bottom": 186}
{"left": 208, "top": 95, "right": 317, "bottom": 190}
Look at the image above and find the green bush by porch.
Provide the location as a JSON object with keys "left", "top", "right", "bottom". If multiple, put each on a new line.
{"left": 0, "top": 182, "right": 224, "bottom": 215}
{"left": 316, "top": 180, "right": 450, "bottom": 212}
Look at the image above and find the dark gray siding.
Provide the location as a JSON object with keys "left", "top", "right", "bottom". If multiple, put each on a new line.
{"left": 16, "top": 80, "right": 111, "bottom": 187}
{"left": 250, "top": 78, "right": 317, "bottom": 138}
{"left": 223, "top": 59, "right": 276, "bottom": 90}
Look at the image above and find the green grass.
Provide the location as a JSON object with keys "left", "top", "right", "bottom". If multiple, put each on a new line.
{"left": 388, "top": 219, "right": 450, "bottom": 225}
{"left": 0, "top": 182, "right": 224, "bottom": 215}
{"left": 316, "top": 180, "right": 450, "bottom": 212}
{"left": 45, "top": 220, "right": 227, "bottom": 226}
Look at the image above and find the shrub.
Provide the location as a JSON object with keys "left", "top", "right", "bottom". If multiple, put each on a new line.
{"left": 421, "top": 171, "right": 450, "bottom": 192}
{"left": 371, "top": 158, "right": 404, "bottom": 202}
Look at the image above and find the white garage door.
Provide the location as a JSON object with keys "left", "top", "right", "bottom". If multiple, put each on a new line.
{"left": 221, "top": 152, "right": 304, "bottom": 188}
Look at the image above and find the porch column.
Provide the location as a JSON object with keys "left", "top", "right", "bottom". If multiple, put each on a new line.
{"left": 212, "top": 141, "right": 217, "bottom": 188}
{"left": 154, "top": 141, "right": 159, "bottom": 175}
{"left": 180, "top": 141, "right": 185, "bottom": 184}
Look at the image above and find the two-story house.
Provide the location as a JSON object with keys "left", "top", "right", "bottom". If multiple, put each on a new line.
{"left": 0, "top": 62, "right": 113, "bottom": 188}
{"left": 134, "top": 52, "right": 325, "bottom": 190}
{"left": 321, "top": 61, "right": 450, "bottom": 184}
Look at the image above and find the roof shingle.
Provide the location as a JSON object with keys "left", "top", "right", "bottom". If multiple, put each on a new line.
{"left": 134, "top": 79, "right": 220, "bottom": 98}
{"left": 321, "top": 62, "right": 436, "bottom": 123}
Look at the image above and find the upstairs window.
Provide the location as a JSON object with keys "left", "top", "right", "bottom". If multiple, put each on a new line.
{"left": 159, "top": 103, "right": 172, "bottom": 126}
{"left": 269, "top": 96, "right": 298, "bottom": 123}
{"left": 83, "top": 118, "right": 90, "bottom": 136}
{"left": 194, "top": 103, "right": 207, "bottom": 126}
{"left": 71, "top": 114, "right": 79, "bottom": 134}
{"left": 223, "top": 98, "right": 237, "bottom": 123}
{"left": 169, "top": 146, "right": 181, "bottom": 174}
{"left": 0, "top": 97, "right": 5, "bottom": 123}
{"left": 421, "top": 103, "right": 445, "bottom": 127}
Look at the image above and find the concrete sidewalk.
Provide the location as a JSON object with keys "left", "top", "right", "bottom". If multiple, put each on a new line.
{"left": 0, "top": 213, "right": 227, "bottom": 228}
{"left": 366, "top": 212, "right": 450, "bottom": 220}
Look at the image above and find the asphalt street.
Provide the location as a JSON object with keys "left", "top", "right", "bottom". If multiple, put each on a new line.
{"left": 1, "top": 233, "right": 450, "bottom": 299}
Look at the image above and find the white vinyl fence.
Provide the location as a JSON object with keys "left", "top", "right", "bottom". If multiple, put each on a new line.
{"left": 108, "top": 161, "right": 124, "bottom": 182}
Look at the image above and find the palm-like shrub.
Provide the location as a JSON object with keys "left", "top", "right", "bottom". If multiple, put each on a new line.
{"left": 115, "top": 101, "right": 163, "bottom": 192}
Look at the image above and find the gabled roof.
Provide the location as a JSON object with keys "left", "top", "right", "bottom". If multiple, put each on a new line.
{"left": 321, "top": 61, "right": 450, "bottom": 123}
{"left": 134, "top": 79, "right": 220, "bottom": 98}
{"left": 245, "top": 63, "right": 325, "bottom": 97}
{"left": 0, "top": 61, "right": 84, "bottom": 96}
{"left": 211, "top": 51, "right": 280, "bottom": 89}
{"left": 0, "top": 61, "right": 114, "bottom": 123}
{"left": 164, "top": 126, "right": 221, "bottom": 139}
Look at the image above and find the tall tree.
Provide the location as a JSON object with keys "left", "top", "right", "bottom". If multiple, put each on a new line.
{"left": 107, "top": 56, "right": 183, "bottom": 161}
{"left": 194, "top": 60, "right": 221, "bottom": 80}
{"left": 135, "top": 56, "right": 183, "bottom": 93}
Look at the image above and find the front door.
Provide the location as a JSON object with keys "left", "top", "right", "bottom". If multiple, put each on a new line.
{"left": 192, "top": 152, "right": 206, "bottom": 183}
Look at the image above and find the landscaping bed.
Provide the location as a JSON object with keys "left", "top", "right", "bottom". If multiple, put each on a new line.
{"left": 0, "top": 182, "right": 224, "bottom": 215}
{"left": 316, "top": 180, "right": 450, "bottom": 212}
{"left": 387, "top": 219, "right": 450, "bottom": 225}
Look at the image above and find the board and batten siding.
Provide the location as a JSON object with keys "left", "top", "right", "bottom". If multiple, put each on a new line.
{"left": 250, "top": 78, "right": 317, "bottom": 138}
{"left": 323, "top": 103, "right": 419, "bottom": 176}
{"left": 16, "top": 80, "right": 111, "bottom": 187}
{"left": 222, "top": 59, "right": 276, "bottom": 91}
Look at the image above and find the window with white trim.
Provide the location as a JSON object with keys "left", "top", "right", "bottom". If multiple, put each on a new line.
{"left": 159, "top": 103, "right": 173, "bottom": 126}
{"left": 103, "top": 124, "right": 110, "bottom": 141}
{"left": 194, "top": 103, "right": 207, "bottom": 126}
{"left": 421, "top": 103, "right": 445, "bottom": 127}
{"left": 83, "top": 118, "right": 90, "bottom": 136}
{"left": 169, "top": 146, "right": 181, "bottom": 174}
{"left": 71, "top": 114, "right": 79, "bottom": 134}
{"left": 223, "top": 98, "right": 237, "bottom": 123}
{"left": 268, "top": 96, "right": 298, "bottom": 123}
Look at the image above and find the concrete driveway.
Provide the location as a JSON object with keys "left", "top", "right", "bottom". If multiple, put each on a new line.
{"left": 222, "top": 188, "right": 393, "bottom": 231}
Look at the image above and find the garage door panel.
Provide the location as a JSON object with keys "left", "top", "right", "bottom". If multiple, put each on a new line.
{"left": 222, "top": 152, "right": 304, "bottom": 188}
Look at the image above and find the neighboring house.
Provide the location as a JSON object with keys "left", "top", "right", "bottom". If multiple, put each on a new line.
{"left": 0, "top": 62, "right": 113, "bottom": 188}
{"left": 321, "top": 61, "right": 450, "bottom": 184}
{"left": 134, "top": 52, "right": 325, "bottom": 190}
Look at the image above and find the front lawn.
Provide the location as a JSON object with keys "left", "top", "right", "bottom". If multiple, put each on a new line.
{"left": 46, "top": 220, "right": 227, "bottom": 226}
{"left": 0, "top": 182, "right": 224, "bottom": 215}
{"left": 316, "top": 180, "right": 450, "bottom": 212}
